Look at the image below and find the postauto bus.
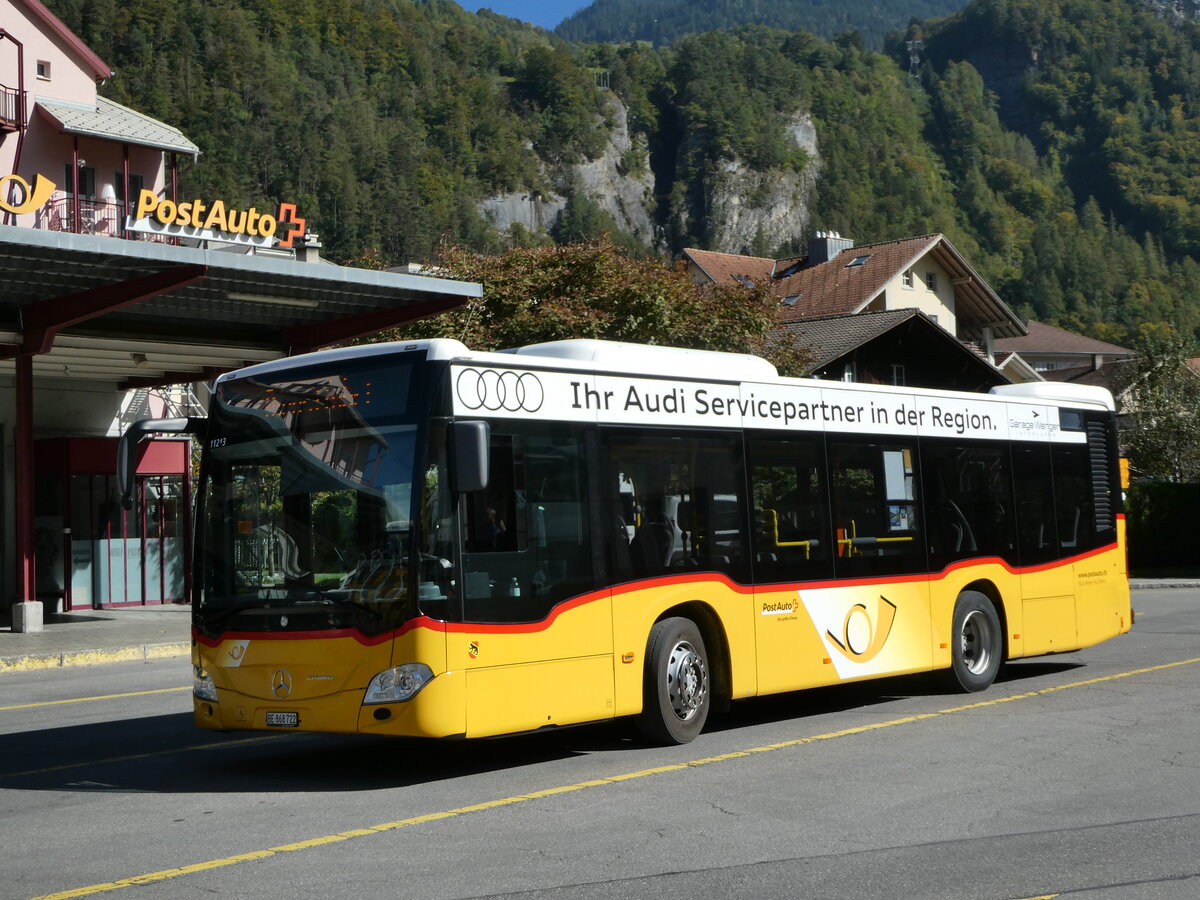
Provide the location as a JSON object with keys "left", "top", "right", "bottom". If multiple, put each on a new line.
{"left": 119, "top": 338, "right": 1131, "bottom": 744}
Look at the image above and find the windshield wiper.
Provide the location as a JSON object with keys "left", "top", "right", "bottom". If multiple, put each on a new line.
{"left": 297, "top": 591, "right": 382, "bottom": 622}
{"left": 202, "top": 590, "right": 383, "bottom": 629}
{"left": 202, "top": 598, "right": 281, "bottom": 630}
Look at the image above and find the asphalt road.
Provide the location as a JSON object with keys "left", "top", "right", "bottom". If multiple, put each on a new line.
{"left": 2, "top": 588, "right": 1198, "bottom": 900}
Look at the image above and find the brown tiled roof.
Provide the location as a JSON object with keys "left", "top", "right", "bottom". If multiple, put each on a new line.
{"left": 686, "top": 235, "right": 1026, "bottom": 338}
{"left": 776, "top": 309, "right": 919, "bottom": 370}
{"left": 774, "top": 235, "right": 940, "bottom": 319}
{"left": 1039, "top": 358, "right": 1134, "bottom": 395}
{"left": 683, "top": 248, "right": 775, "bottom": 287}
{"left": 994, "top": 321, "right": 1133, "bottom": 356}
{"left": 775, "top": 307, "right": 983, "bottom": 373}
{"left": 774, "top": 308, "right": 1008, "bottom": 389}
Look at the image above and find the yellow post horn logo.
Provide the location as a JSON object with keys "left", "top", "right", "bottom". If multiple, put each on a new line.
{"left": 0, "top": 174, "right": 56, "bottom": 215}
{"left": 827, "top": 595, "right": 898, "bottom": 663}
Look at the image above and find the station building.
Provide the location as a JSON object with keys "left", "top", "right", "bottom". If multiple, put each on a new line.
{"left": 1, "top": 0, "right": 480, "bottom": 629}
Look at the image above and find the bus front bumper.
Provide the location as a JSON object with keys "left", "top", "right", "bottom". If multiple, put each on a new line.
{"left": 193, "top": 671, "right": 466, "bottom": 739}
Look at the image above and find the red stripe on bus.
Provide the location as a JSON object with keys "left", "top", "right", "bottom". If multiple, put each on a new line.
{"left": 194, "top": 540, "right": 1122, "bottom": 646}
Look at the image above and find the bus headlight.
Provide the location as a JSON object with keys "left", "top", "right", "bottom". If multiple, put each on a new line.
{"left": 364, "top": 663, "right": 433, "bottom": 704}
{"left": 193, "top": 666, "right": 218, "bottom": 702}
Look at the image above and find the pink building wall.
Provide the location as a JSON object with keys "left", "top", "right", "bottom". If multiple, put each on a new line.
{"left": 1, "top": 0, "right": 169, "bottom": 229}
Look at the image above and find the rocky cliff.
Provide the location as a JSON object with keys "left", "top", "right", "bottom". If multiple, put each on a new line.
{"left": 480, "top": 100, "right": 821, "bottom": 255}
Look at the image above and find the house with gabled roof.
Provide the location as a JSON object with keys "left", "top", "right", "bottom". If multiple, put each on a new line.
{"left": 685, "top": 232, "right": 1032, "bottom": 389}
{"left": 775, "top": 308, "right": 1008, "bottom": 391}
{"left": 993, "top": 320, "right": 1134, "bottom": 377}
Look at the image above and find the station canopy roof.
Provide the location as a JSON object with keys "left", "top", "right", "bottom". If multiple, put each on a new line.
{"left": 0, "top": 225, "right": 482, "bottom": 389}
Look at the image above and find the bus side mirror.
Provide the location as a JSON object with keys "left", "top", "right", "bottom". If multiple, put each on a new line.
{"left": 450, "top": 420, "right": 490, "bottom": 494}
{"left": 118, "top": 417, "right": 207, "bottom": 509}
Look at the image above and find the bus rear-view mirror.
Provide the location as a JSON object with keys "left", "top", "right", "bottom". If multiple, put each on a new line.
{"left": 118, "top": 417, "right": 207, "bottom": 509}
{"left": 450, "top": 420, "right": 490, "bottom": 494}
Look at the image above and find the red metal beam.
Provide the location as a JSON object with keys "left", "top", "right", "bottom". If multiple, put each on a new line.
{"left": 14, "top": 353, "right": 35, "bottom": 603}
{"left": 117, "top": 366, "right": 232, "bottom": 391}
{"left": 9, "top": 264, "right": 207, "bottom": 356}
{"left": 283, "top": 294, "right": 467, "bottom": 353}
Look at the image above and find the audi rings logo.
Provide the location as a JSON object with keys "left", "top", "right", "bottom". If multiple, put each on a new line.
{"left": 456, "top": 368, "right": 544, "bottom": 413}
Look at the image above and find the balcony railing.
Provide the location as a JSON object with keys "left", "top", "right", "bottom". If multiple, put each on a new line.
{"left": 34, "top": 196, "right": 175, "bottom": 243}
{"left": 1, "top": 83, "right": 24, "bottom": 131}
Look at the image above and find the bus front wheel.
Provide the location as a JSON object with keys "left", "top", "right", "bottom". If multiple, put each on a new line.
{"left": 637, "top": 617, "right": 710, "bottom": 744}
{"left": 947, "top": 591, "right": 1003, "bottom": 692}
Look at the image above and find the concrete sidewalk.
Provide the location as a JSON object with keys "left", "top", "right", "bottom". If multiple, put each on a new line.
{"left": 1, "top": 580, "right": 1196, "bottom": 674}
{"left": 0, "top": 604, "right": 192, "bottom": 674}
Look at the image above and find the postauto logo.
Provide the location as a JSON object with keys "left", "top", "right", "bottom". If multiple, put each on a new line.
{"left": 455, "top": 368, "right": 544, "bottom": 414}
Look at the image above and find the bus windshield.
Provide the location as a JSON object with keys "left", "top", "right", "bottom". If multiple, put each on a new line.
{"left": 196, "top": 353, "right": 441, "bottom": 637}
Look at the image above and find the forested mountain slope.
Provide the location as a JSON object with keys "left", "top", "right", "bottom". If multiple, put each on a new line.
{"left": 555, "top": 0, "right": 967, "bottom": 49}
{"left": 907, "top": 0, "right": 1200, "bottom": 338}
{"left": 47, "top": 0, "right": 1200, "bottom": 343}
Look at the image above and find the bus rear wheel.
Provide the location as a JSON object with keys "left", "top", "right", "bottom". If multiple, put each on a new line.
{"left": 637, "top": 617, "right": 710, "bottom": 745}
{"left": 947, "top": 591, "right": 1002, "bottom": 692}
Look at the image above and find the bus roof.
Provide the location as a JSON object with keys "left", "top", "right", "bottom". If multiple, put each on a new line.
{"left": 215, "top": 337, "right": 1115, "bottom": 413}
{"left": 990, "top": 381, "right": 1115, "bottom": 412}
{"left": 508, "top": 339, "right": 778, "bottom": 382}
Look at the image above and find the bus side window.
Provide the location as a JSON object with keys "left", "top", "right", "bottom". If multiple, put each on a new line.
{"left": 464, "top": 435, "right": 520, "bottom": 554}
{"left": 461, "top": 425, "right": 594, "bottom": 624}
{"left": 920, "top": 440, "right": 1016, "bottom": 570}
{"left": 828, "top": 440, "right": 924, "bottom": 578}
{"left": 1052, "top": 443, "right": 1096, "bottom": 553}
{"left": 747, "top": 435, "right": 833, "bottom": 583}
{"left": 1012, "top": 442, "right": 1058, "bottom": 565}
{"left": 603, "top": 431, "right": 749, "bottom": 582}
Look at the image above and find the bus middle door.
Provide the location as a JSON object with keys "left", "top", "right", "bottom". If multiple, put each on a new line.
{"left": 458, "top": 426, "right": 614, "bottom": 738}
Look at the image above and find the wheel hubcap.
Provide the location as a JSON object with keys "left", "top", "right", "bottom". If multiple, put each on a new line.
{"left": 665, "top": 639, "right": 706, "bottom": 721}
{"left": 961, "top": 609, "right": 993, "bottom": 675}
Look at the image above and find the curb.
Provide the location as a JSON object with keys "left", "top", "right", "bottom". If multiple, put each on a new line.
{"left": 0, "top": 641, "right": 191, "bottom": 674}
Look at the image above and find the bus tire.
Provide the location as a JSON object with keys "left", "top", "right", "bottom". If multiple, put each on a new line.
{"left": 637, "top": 617, "right": 710, "bottom": 745}
{"left": 947, "top": 591, "right": 1002, "bottom": 692}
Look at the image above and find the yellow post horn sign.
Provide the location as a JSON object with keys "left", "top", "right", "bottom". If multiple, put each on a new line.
{"left": 0, "top": 174, "right": 56, "bottom": 215}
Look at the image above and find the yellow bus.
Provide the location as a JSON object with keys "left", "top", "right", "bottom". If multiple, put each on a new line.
{"left": 121, "top": 338, "right": 1131, "bottom": 744}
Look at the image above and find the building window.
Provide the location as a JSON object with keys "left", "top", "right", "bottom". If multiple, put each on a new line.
{"left": 891, "top": 364, "right": 906, "bottom": 386}
{"left": 929, "top": 314, "right": 939, "bottom": 326}
{"left": 63, "top": 164, "right": 96, "bottom": 199}
{"left": 925, "top": 271, "right": 938, "bottom": 291}
{"left": 113, "top": 173, "right": 145, "bottom": 205}
{"left": 36, "top": 60, "right": 51, "bottom": 80}
{"left": 902, "top": 269, "right": 914, "bottom": 289}
{"left": 846, "top": 254, "right": 872, "bottom": 267}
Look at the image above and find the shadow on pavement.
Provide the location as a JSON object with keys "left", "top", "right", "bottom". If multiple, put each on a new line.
{"left": 1, "top": 659, "right": 1088, "bottom": 795}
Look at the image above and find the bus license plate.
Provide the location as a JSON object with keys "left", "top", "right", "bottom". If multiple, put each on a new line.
{"left": 265, "top": 711, "right": 299, "bottom": 727}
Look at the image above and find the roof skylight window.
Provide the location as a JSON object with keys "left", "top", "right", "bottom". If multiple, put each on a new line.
{"left": 846, "top": 254, "right": 872, "bottom": 267}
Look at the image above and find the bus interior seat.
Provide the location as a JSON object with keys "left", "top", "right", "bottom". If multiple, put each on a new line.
{"left": 1060, "top": 507, "right": 1081, "bottom": 549}
{"left": 611, "top": 517, "right": 634, "bottom": 576}
{"left": 630, "top": 516, "right": 675, "bottom": 573}
{"left": 933, "top": 498, "right": 976, "bottom": 554}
